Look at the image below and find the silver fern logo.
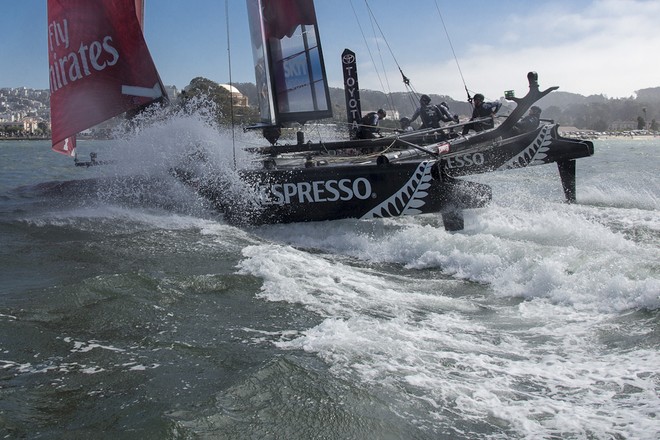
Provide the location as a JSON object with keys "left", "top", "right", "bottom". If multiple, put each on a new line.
{"left": 361, "top": 161, "right": 434, "bottom": 219}
{"left": 497, "top": 124, "right": 554, "bottom": 170}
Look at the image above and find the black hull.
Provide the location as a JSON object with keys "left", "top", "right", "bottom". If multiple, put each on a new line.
{"left": 175, "top": 127, "right": 592, "bottom": 232}
{"left": 172, "top": 73, "right": 594, "bottom": 231}
{"left": 178, "top": 160, "right": 491, "bottom": 230}
{"left": 441, "top": 124, "right": 594, "bottom": 177}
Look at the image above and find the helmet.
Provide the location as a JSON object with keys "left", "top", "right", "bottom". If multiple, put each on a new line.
{"left": 440, "top": 101, "right": 448, "bottom": 107}
{"left": 420, "top": 94, "right": 431, "bottom": 105}
{"left": 473, "top": 93, "right": 484, "bottom": 101}
{"left": 377, "top": 108, "right": 386, "bottom": 117}
{"left": 530, "top": 106, "right": 542, "bottom": 114}
{"left": 400, "top": 117, "right": 410, "bottom": 123}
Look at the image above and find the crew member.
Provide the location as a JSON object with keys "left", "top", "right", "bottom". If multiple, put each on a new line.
{"left": 440, "top": 102, "right": 460, "bottom": 124}
{"left": 399, "top": 117, "right": 413, "bottom": 132}
{"left": 512, "top": 106, "right": 542, "bottom": 134}
{"left": 461, "top": 93, "right": 502, "bottom": 135}
{"left": 410, "top": 95, "right": 457, "bottom": 129}
{"left": 357, "top": 109, "right": 387, "bottom": 139}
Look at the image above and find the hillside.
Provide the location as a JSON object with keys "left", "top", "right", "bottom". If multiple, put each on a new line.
{"left": 232, "top": 83, "right": 660, "bottom": 131}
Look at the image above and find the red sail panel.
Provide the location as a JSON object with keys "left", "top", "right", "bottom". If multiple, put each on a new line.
{"left": 52, "top": 136, "right": 77, "bottom": 157}
{"left": 47, "top": 0, "right": 165, "bottom": 147}
{"left": 262, "top": 0, "right": 316, "bottom": 39}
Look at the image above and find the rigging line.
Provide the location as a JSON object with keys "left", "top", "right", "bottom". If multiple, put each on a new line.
{"left": 364, "top": 0, "right": 414, "bottom": 95}
{"left": 364, "top": 1, "right": 395, "bottom": 112}
{"left": 362, "top": 1, "right": 402, "bottom": 75}
{"left": 348, "top": 0, "right": 371, "bottom": 64}
{"left": 433, "top": 0, "right": 471, "bottom": 102}
{"left": 362, "top": 1, "right": 421, "bottom": 117}
{"left": 349, "top": 0, "right": 391, "bottom": 111}
{"left": 225, "top": 0, "right": 237, "bottom": 170}
{"left": 350, "top": 1, "right": 416, "bottom": 119}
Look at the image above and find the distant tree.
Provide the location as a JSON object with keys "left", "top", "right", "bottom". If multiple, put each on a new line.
{"left": 592, "top": 119, "right": 608, "bottom": 132}
{"left": 542, "top": 105, "right": 562, "bottom": 123}
{"left": 232, "top": 82, "right": 258, "bottom": 106}
{"left": 2, "top": 126, "right": 20, "bottom": 135}
{"left": 583, "top": 102, "right": 611, "bottom": 131}
{"left": 637, "top": 116, "right": 646, "bottom": 130}
{"left": 651, "top": 119, "right": 658, "bottom": 131}
{"left": 613, "top": 99, "right": 641, "bottom": 122}
{"left": 179, "top": 77, "right": 259, "bottom": 126}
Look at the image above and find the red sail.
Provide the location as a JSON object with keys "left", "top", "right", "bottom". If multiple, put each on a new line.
{"left": 135, "top": 0, "right": 145, "bottom": 28}
{"left": 47, "top": 0, "right": 165, "bottom": 148}
{"left": 52, "top": 136, "right": 77, "bottom": 157}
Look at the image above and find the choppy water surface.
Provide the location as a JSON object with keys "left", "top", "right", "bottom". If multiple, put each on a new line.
{"left": 1, "top": 129, "right": 658, "bottom": 439}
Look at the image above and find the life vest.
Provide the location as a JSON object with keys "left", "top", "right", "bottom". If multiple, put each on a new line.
{"left": 419, "top": 106, "right": 442, "bottom": 129}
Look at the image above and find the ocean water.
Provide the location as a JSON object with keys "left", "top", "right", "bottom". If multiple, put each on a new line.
{"left": 1, "top": 122, "right": 658, "bottom": 439}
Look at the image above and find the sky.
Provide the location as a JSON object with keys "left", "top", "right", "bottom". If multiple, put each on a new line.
{"left": 3, "top": 0, "right": 659, "bottom": 102}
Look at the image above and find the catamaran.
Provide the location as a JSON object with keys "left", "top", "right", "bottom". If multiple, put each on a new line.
{"left": 47, "top": 0, "right": 594, "bottom": 231}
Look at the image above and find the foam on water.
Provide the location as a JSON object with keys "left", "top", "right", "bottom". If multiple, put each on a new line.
{"left": 236, "top": 139, "right": 659, "bottom": 438}
{"left": 251, "top": 195, "right": 659, "bottom": 313}
{"left": 39, "top": 102, "right": 269, "bottom": 221}
{"left": 237, "top": 239, "right": 658, "bottom": 437}
{"left": 6, "top": 103, "right": 272, "bottom": 250}
{"left": 100, "top": 101, "right": 260, "bottom": 173}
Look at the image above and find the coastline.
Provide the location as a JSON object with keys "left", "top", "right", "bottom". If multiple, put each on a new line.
{"left": 1, "top": 135, "right": 658, "bottom": 143}
{"left": 0, "top": 136, "right": 50, "bottom": 141}
{"left": 594, "top": 134, "right": 658, "bottom": 140}
{"left": 0, "top": 136, "right": 103, "bottom": 142}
